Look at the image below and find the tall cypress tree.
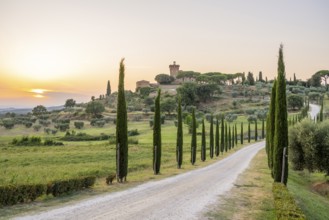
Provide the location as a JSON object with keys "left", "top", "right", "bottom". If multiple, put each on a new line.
{"left": 231, "top": 125, "right": 235, "bottom": 148}
{"left": 273, "top": 45, "right": 289, "bottom": 185}
{"left": 255, "top": 120, "right": 258, "bottom": 141}
{"left": 221, "top": 116, "right": 225, "bottom": 154}
{"left": 191, "top": 109, "right": 197, "bottom": 165}
{"left": 240, "top": 122, "right": 243, "bottom": 145}
{"left": 106, "top": 80, "right": 111, "bottom": 96}
{"left": 267, "top": 80, "right": 277, "bottom": 171}
{"left": 228, "top": 125, "right": 231, "bottom": 150}
{"left": 225, "top": 123, "right": 228, "bottom": 152}
{"left": 234, "top": 124, "right": 238, "bottom": 146}
{"left": 215, "top": 117, "right": 220, "bottom": 156}
{"left": 153, "top": 89, "right": 162, "bottom": 174}
{"left": 248, "top": 122, "right": 251, "bottom": 143}
{"left": 319, "top": 98, "right": 324, "bottom": 122}
{"left": 176, "top": 96, "right": 183, "bottom": 168}
{"left": 209, "top": 114, "right": 214, "bottom": 158}
{"left": 201, "top": 119, "right": 206, "bottom": 162}
{"left": 116, "top": 58, "right": 128, "bottom": 182}
{"left": 262, "top": 120, "right": 265, "bottom": 139}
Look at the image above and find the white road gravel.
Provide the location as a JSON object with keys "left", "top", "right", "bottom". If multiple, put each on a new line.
{"left": 15, "top": 141, "right": 265, "bottom": 220}
{"left": 309, "top": 103, "right": 321, "bottom": 121}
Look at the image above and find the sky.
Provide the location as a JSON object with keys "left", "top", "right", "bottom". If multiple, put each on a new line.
{"left": 0, "top": 0, "right": 328, "bottom": 108}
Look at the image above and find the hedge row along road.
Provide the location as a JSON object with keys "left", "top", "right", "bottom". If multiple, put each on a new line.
{"left": 15, "top": 141, "right": 265, "bottom": 220}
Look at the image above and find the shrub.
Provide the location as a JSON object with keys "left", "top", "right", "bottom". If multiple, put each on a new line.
{"left": 128, "top": 138, "right": 138, "bottom": 145}
{"left": 55, "top": 123, "right": 70, "bottom": 132}
{"left": 44, "top": 139, "right": 64, "bottom": 146}
{"left": 245, "top": 109, "right": 257, "bottom": 115}
{"left": 272, "top": 183, "right": 306, "bottom": 219}
{"left": 128, "top": 129, "right": 139, "bottom": 136}
{"left": 61, "top": 132, "right": 110, "bottom": 141}
{"left": 74, "top": 121, "right": 84, "bottom": 129}
{"left": 11, "top": 136, "right": 42, "bottom": 146}
{"left": 2, "top": 118, "right": 15, "bottom": 129}
{"left": 95, "top": 120, "right": 105, "bottom": 127}
{"left": 247, "top": 115, "right": 257, "bottom": 123}
{"left": 47, "top": 176, "right": 96, "bottom": 197}
{"left": 0, "top": 184, "right": 46, "bottom": 206}
{"left": 39, "top": 119, "right": 51, "bottom": 127}
{"left": 33, "top": 125, "right": 42, "bottom": 131}
{"left": 24, "top": 122, "right": 33, "bottom": 128}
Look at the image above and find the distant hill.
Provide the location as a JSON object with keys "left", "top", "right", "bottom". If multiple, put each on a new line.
{"left": 0, "top": 106, "right": 64, "bottom": 115}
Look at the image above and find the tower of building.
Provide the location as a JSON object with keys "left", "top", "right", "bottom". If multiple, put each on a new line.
{"left": 169, "top": 61, "right": 180, "bottom": 78}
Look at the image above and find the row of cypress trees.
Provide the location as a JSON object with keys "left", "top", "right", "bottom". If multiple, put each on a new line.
{"left": 266, "top": 45, "right": 289, "bottom": 185}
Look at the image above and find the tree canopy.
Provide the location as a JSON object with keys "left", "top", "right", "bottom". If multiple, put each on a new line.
{"left": 155, "top": 74, "right": 175, "bottom": 84}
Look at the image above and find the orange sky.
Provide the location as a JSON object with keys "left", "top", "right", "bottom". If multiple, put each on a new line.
{"left": 0, "top": 0, "right": 328, "bottom": 108}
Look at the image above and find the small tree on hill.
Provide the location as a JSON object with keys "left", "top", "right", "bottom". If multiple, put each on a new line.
{"left": 106, "top": 80, "right": 111, "bottom": 96}
{"left": 32, "top": 105, "right": 47, "bottom": 117}
{"left": 248, "top": 122, "right": 251, "bottom": 143}
{"left": 240, "top": 122, "right": 243, "bottom": 145}
{"left": 215, "top": 117, "right": 219, "bottom": 156}
{"left": 209, "top": 114, "right": 214, "bottom": 158}
{"left": 221, "top": 116, "right": 224, "bottom": 154}
{"left": 65, "top": 99, "right": 76, "bottom": 108}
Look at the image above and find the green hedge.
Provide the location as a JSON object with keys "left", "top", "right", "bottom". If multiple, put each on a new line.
{"left": 47, "top": 176, "right": 96, "bottom": 197}
{"left": 0, "top": 184, "right": 45, "bottom": 206}
{"left": 0, "top": 176, "right": 96, "bottom": 206}
{"left": 272, "top": 183, "right": 306, "bottom": 220}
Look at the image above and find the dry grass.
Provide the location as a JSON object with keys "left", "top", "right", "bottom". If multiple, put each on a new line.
{"left": 204, "top": 149, "right": 275, "bottom": 220}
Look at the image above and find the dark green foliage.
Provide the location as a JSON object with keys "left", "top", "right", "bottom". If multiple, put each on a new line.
{"left": 43, "top": 139, "right": 64, "bottom": 146}
{"left": 74, "top": 121, "right": 84, "bottom": 129}
{"left": 64, "top": 99, "right": 76, "bottom": 108}
{"left": 47, "top": 176, "right": 96, "bottom": 197}
{"left": 128, "top": 129, "right": 139, "bottom": 136}
{"left": 225, "top": 123, "right": 228, "bottom": 152}
{"left": 221, "top": 116, "right": 224, "bottom": 153}
{"left": 255, "top": 120, "right": 258, "bottom": 141}
{"left": 287, "top": 94, "right": 304, "bottom": 110}
{"left": 240, "top": 122, "right": 243, "bottom": 145}
{"left": 153, "top": 89, "right": 162, "bottom": 174}
{"left": 61, "top": 132, "right": 110, "bottom": 141}
{"left": 232, "top": 126, "right": 235, "bottom": 148}
{"left": 86, "top": 101, "right": 105, "bottom": 118}
{"left": 228, "top": 125, "right": 231, "bottom": 150}
{"left": 273, "top": 45, "right": 289, "bottom": 185}
{"left": 247, "top": 72, "right": 255, "bottom": 85}
{"left": 0, "top": 184, "right": 46, "bottom": 206}
{"left": 176, "top": 97, "right": 183, "bottom": 168}
{"left": 155, "top": 73, "right": 175, "bottom": 84}
{"left": 266, "top": 80, "right": 277, "bottom": 171}
{"left": 272, "top": 183, "right": 306, "bottom": 219}
{"left": 2, "top": 118, "right": 15, "bottom": 129}
{"left": 190, "top": 109, "right": 197, "bottom": 165}
{"left": 32, "top": 105, "right": 47, "bottom": 117}
{"left": 248, "top": 122, "right": 251, "bottom": 143}
{"left": 116, "top": 58, "right": 128, "bottom": 182}
{"left": 55, "top": 123, "right": 70, "bottom": 131}
{"left": 215, "top": 118, "right": 219, "bottom": 156}
{"left": 12, "top": 136, "right": 42, "bottom": 146}
{"left": 209, "top": 114, "right": 214, "bottom": 158}
{"left": 106, "top": 80, "right": 111, "bottom": 96}
{"left": 201, "top": 119, "right": 206, "bottom": 162}
{"left": 235, "top": 124, "right": 238, "bottom": 145}
{"left": 261, "top": 120, "right": 265, "bottom": 139}
{"left": 319, "top": 98, "right": 324, "bottom": 122}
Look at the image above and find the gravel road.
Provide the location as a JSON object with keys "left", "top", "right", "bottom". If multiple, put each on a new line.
{"left": 309, "top": 103, "right": 321, "bottom": 121}
{"left": 15, "top": 141, "right": 264, "bottom": 220}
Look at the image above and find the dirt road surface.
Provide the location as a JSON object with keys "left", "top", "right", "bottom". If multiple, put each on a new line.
{"left": 15, "top": 141, "right": 264, "bottom": 220}
{"left": 309, "top": 103, "right": 321, "bottom": 121}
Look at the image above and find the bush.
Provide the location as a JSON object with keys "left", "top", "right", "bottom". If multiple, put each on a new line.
{"left": 128, "top": 129, "right": 139, "bottom": 136}
{"left": 47, "top": 176, "right": 96, "bottom": 197}
{"left": 33, "top": 125, "right": 42, "bottom": 131}
{"left": 128, "top": 138, "right": 138, "bottom": 145}
{"left": 24, "top": 122, "right": 33, "bottom": 128}
{"left": 44, "top": 139, "right": 64, "bottom": 146}
{"left": 2, "top": 118, "right": 15, "bottom": 129}
{"left": 11, "top": 136, "right": 42, "bottom": 146}
{"left": 39, "top": 119, "right": 51, "bottom": 127}
{"left": 55, "top": 123, "right": 70, "bottom": 132}
{"left": 61, "top": 132, "right": 110, "bottom": 141}
{"left": 74, "top": 121, "right": 84, "bottom": 129}
{"left": 272, "top": 183, "right": 306, "bottom": 219}
{"left": 0, "top": 184, "right": 46, "bottom": 206}
{"left": 247, "top": 115, "right": 257, "bottom": 123}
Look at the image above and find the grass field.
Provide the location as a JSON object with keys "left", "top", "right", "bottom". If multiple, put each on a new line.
{"left": 0, "top": 116, "right": 262, "bottom": 187}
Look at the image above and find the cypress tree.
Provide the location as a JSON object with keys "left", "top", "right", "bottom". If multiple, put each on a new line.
{"left": 116, "top": 58, "right": 128, "bottom": 182}
{"left": 234, "top": 124, "right": 238, "bottom": 146}
{"left": 215, "top": 117, "right": 220, "bottom": 156}
{"left": 228, "top": 125, "right": 231, "bottom": 150}
{"left": 221, "top": 116, "right": 224, "bottom": 154}
{"left": 209, "top": 114, "right": 214, "bottom": 158}
{"left": 225, "top": 123, "right": 228, "bottom": 152}
{"left": 240, "top": 122, "right": 243, "bottom": 145}
{"left": 232, "top": 126, "right": 235, "bottom": 148}
{"left": 153, "top": 89, "right": 162, "bottom": 174}
{"left": 248, "top": 122, "right": 251, "bottom": 143}
{"left": 191, "top": 109, "right": 197, "bottom": 165}
{"left": 273, "top": 45, "right": 288, "bottom": 185}
{"left": 319, "top": 98, "right": 324, "bottom": 122}
{"left": 255, "top": 120, "right": 258, "bottom": 141}
{"left": 262, "top": 120, "right": 265, "bottom": 139}
{"left": 176, "top": 96, "right": 183, "bottom": 168}
{"left": 106, "top": 80, "right": 111, "bottom": 96}
{"left": 201, "top": 119, "right": 206, "bottom": 162}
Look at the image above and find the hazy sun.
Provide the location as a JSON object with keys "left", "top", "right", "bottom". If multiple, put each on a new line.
{"left": 30, "top": 89, "right": 49, "bottom": 98}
